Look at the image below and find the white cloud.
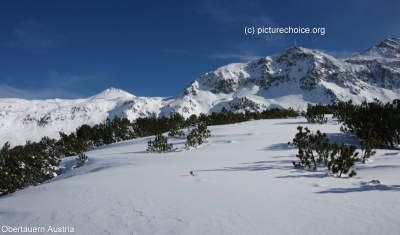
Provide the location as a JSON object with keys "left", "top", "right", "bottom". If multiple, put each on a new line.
{"left": 0, "top": 70, "right": 108, "bottom": 100}
{"left": 46, "top": 71, "right": 99, "bottom": 87}
{"left": 317, "top": 49, "right": 359, "bottom": 58}
{"left": 0, "top": 84, "right": 81, "bottom": 100}
{"left": 162, "top": 49, "right": 194, "bottom": 55}
{"left": 208, "top": 53, "right": 261, "bottom": 61}
{"left": 8, "top": 21, "right": 66, "bottom": 54}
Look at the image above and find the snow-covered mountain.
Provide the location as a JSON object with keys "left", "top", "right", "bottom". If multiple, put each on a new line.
{"left": 0, "top": 88, "right": 164, "bottom": 146}
{"left": 348, "top": 37, "right": 400, "bottom": 61}
{"left": 2, "top": 38, "right": 400, "bottom": 146}
{"left": 179, "top": 37, "right": 400, "bottom": 114}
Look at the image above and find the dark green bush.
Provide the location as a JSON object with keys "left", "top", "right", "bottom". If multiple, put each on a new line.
{"left": 186, "top": 123, "right": 211, "bottom": 147}
{"left": 168, "top": 124, "right": 186, "bottom": 138}
{"left": 147, "top": 134, "right": 173, "bottom": 153}
{"left": 334, "top": 99, "right": 400, "bottom": 149}
{"left": 303, "top": 103, "right": 328, "bottom": 124}
{"left": 0, "top": 139, "right": 60, "bottom": 196}
{"left": 328, "top": 142, "right": 358, "bottom": 177}
{"left": 290, "top": 126, "right": 359, "bottom": 177}
{"left": 74, "top": 153, "right": 89, "bottom": 168}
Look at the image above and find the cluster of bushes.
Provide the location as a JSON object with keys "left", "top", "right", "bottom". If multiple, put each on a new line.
{"left": 0, "top": 138, "right": 60, "bottom": 196}
{"left": 147, "top": 122, "right": 212, "bottom": 153}
{"left": 302, "top": 103, "right": 329, "bottom": 124}
{"left": 147, "top": 134, "right": 174, "bottom": 153}
{"left": 132, "top": 113, "right": 185, "bottom": 138}
{"left": 333, "top": 100, "right": 400, "bottom": 150}
{"left": 204, "top": 107, "right": 299, "bottom": 125}
{"left": 0, "top": 116, "right": 133, "bottom": 196}
{"left": 62, "top": 116, "right": 134, "bottom": 156}
{"left": 289, "top": 126, "right": 359, "bottom": 177}
{"left": 144, "top": 108, "right": 297, "bottom": 153}
{"left": 185, "top": 123, "right": 211, "bottom": 147}
{"left": 133, "top": 108, "right": 298, "bottom": 137}
{"left": 73, "top": 153, "right": 89, "bottom": 169}
{"left": 304, "top": 100, "right": 400, "bottom": 159}
{"left": 299, "top": 99, "right": 400, "bottom": 177}
{"left": 186, "top": 123, "right": 211, "bottom": 147}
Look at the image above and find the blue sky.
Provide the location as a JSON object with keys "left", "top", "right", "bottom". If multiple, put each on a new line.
{"left": 1, "top": 0, "right": 399, "bottom": 99}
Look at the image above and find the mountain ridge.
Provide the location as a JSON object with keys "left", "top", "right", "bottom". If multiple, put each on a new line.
{"left": 2, "top": 38, "right": 400, "bottom": 146}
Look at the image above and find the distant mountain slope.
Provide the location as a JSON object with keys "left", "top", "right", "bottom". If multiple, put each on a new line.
{"left": 179, "top": 38, "right": 400, "bottom": 114}
{"left": 348, "top": 37, "right": 400, "bottom": 61}
{"left": 1, "top": 38, "right": 400, "bottom": 146}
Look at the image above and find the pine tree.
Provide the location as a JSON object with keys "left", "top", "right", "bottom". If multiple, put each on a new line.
{"left": 290, "top": 126, "right": 314, "bottom": 169}
{"left": 168, "top": 123, "right": 185, "bottom": 138}
{"left": 19, "top": 141, "right": 60, "bottom": 186}
{"left": 185, "top": 123, "right": 211, "bottom": 147}
{"left": 313, "top": 130, "right": 332, "bottom": 166}
{"left": 74, "top": 153, "right": 88, "bottom": 168}
{"left": 290, "top": 126, "right": 359, "bottom": 177}
{"left": 147, "top": 134, "right": 173, "bottom": 153}
{"left": 303, "top": 103, "right": 328, "bottom": 124}
{"left": 330, "top": 143, "right": 358, "bottom": 177}
{"left": 360, "top": 123, "right": 381, "bottom": 163}
{"left": 0, "top": 142, "right": 24, "bottom": 196}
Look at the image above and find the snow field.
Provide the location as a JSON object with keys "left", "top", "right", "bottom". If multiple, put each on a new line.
{"left": 1, "top": 116, "right": 399, "bottom": 234}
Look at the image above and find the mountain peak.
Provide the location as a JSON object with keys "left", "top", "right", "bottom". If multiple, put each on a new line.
{"left": 376, "top": 37, "right": 400, "bottom": 51}
{"left": 351, "top": 37, "right": 400, "bottom": 60}
{"left": 281, "top": 46, "right": 316, "bottom": 54}
{"left": 272, "top": 46, "right": 330, "bottom": 62}
{"left": 90, "top": 87, "right": 136, "bottom": 99}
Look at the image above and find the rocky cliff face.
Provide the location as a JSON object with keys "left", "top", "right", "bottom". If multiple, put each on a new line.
{"left": 2, "top": 38, "right": 400, "bottom": 145}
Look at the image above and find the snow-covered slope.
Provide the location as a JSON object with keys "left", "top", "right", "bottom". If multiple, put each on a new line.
{"left": 1, "top": 117, "right": 399, "bottom": 234}
{"left": 2, "top": 38, "right": 400, "bottom": 146}
{"left": 0, "top": 88, "right": 165, "bottom": 146}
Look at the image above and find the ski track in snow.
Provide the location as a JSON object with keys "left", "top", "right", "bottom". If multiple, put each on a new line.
{"left": 1, "top": 116, "right": 400, "bottom": 234}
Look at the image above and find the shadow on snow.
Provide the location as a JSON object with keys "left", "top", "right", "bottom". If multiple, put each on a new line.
{"left": 274, "top": 121, "right": 309, "bottom": 126}
{"left": 276, "top": 173, "right": 329, "bottom": 179}
{"left": 263, "top": 142, "right": 295, "bottom": 151}
{"left": 316, "top": 183, "right": 400, "bottom": 194}
{"left": 197, "top": 160, "right": 295, "bottom": 172}
{"left": 325, "top": 133, "right": 359, "bottom": 146}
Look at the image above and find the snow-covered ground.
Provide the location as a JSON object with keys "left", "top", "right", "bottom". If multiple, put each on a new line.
{"left": 1, "top": 116, "right": 399, "bottom": 234}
